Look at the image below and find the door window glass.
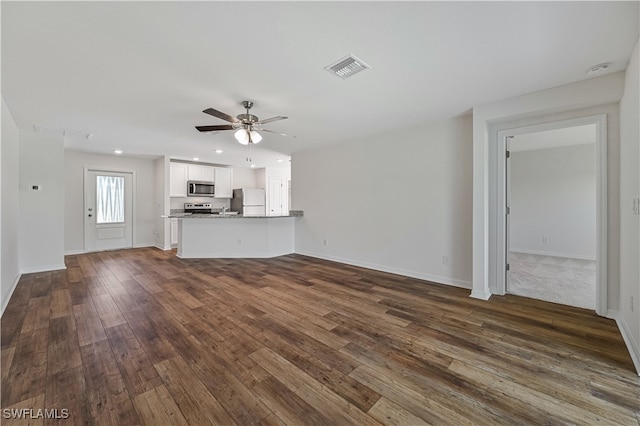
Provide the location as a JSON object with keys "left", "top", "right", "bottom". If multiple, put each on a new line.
{"left": 96, "top": 175, "right": 125, "bottom": 224}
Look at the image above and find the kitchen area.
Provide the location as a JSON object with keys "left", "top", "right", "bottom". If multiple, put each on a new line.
{"left": 167, "top": 160, "right": 301, "bottom": 258}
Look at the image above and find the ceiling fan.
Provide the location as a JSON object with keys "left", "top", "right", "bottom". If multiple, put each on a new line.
{"left": 195, "top": 100, "right": 294, "bottom": 146}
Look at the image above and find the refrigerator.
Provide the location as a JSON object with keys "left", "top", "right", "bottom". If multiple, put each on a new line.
{"left": 231, "top": 188, "right": 266, "bottom": 216}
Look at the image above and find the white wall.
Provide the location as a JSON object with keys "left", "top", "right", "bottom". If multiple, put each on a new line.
{"left": 64, "top": 150, "right": 157, "bottom": 253}
{"left": 472, "top": 72, "right": 625, "bottom": 301}
{"left": 233, "top": 167, "right": 258, "bottom": 189}
{"left": 255, "top": 168, "right": 266, "bottom": 189}
{"left": 618, "top": 38, "right": 640, "bottom": 373}
{"left": 1, "top": 96, "right": 21, "bottom": 314}
{"left": 19, "top": 132, "right": 66, "bottom": 273}
{"left": 293, "top": 115, "right": 473, "bottom": 288}
{"left": 155, "top": 156, "right": 170, "bottom": 249}
{"left": 510, "top": 144, "right": 596, "bottom": 259}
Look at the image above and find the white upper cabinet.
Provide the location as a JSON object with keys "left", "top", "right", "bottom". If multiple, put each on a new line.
{"left": 169, "top": 162, "right": 188, "bottom": 197}
{"left": 170, "top": 162, "right": 232, "bottom": 198}
{"left": 188, "top": 164, "right": 215, "bottom": 182}
{"left": 214, "top": 168, "right": 233, "bottom": 198}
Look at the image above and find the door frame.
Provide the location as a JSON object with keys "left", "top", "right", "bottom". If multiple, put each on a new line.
{"left": 83, "top": 167, "right": 137, "bottom": 252}
{"left": 494, "top": 114, "right": 607, "bottom": 315}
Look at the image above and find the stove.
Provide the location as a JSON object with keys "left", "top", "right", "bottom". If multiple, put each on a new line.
{"left": 184, "top": 203, "right": 213, "bottom": 214}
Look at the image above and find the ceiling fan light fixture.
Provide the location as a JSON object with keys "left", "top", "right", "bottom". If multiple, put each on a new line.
{"left": 196, "top": 102, "right": 294, "bottom": 146}
{"left": 234, "top": 129, "right": 249, "bottom": 145}
{"left": 250, "top": 130, "right": 262, "bottom": 144}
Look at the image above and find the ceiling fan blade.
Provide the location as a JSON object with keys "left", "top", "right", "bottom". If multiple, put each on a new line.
{"left": 255, "top": 116, "right": 287, "bottom": 125}
{"left": 259, "top": 128, "right": 296, "bottom": 138}
{"left": 195, "top": 124, "right": 234, "bottom": 132}
{"left": 202, "top": 108, "right": 239, "bottom": 123}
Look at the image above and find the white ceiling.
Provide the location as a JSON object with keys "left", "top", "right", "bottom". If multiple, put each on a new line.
{"left": 2, "top": 1, "right": 638, "bottom": 168}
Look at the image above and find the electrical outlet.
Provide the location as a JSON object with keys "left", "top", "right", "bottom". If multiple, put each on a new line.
{"left": 542, "top": 236, "right": 549, "bottom": 244}
{"left": 237, "top": 238, "right": 242, "bottom": 246}
{"left": 322, "top": 238, "right": 328, "bottom": 246}
{"left": 633, "top": 198, "right": 640, "bottom": 216}
{"left": 442, "top": 256, "right": 450, "bottom": 266}
{"left": 631, "top": 296, "right": 635, "bottom": 313}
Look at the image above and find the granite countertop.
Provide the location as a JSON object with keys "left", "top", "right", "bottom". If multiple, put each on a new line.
{"left": 167, "top": 210, "right": 303, "bottom": 219}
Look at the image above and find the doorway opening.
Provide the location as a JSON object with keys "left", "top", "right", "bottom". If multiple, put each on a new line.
{"left": 84, "top": 168, "right": 134, "bottom": 252}
{"left": 505, "top": 125, "right": 597, "bottom": 309}
{"left": 493, "top": 114, "right": 607, "bottom": 315}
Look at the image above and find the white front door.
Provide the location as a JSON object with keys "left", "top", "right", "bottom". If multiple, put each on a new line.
{"left": 85, "top": 170, "right": 133, "bottom": 252}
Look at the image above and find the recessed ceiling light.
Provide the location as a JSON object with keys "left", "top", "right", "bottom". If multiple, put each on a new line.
{"left": 193, "top": 157, "right": 199, "bottom": 161}
{"left": 114, "top": 150, "right": 123, "bottom": 154}
{"left": 277, "top": 159, "right": 283, "bottom": 163}
{"left": 215, "top": 149, "right": 223, "bottom": 154}
{"left": 586, "top": 63, "right": 611, "bottom": 77}
{"left": 250, "top": 164, "right": 256, "bottom": 168}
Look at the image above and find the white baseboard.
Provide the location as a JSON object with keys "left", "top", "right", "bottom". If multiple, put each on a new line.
{"left": 608, "top": 310, "right": 640, "bottom": 376}
{"left": 20, "top": 264, "right": 67, "bottom": 274}
{"left": 1, "top": 272, "right": 22, "bottom": 316}
{"left": 294, "top": 249, "right": 471, "bottom": 289}
{"left": 177, "top": 249, "right": 295, "bottom": 259}
{"left": 155, "top": 243, "right": 172, "bottom": 251}
{"left": 67, "top": 244, "right": 155, "bottom": 255}
{"left": 64, "top": 249, "right": 85, "bottom": 255}
{"left": 470, "top": 289, "right": 492, "bottom": 300}
{"left": 134, "top": 243, "right": 155, "bottom": 249}
{"left": 510, "top": 248, "right": 596, "bottom": 261}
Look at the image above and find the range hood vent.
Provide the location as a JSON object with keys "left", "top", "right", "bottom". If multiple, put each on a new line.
{"left": 324, "top": 54, "right": 371, "bottom": 80}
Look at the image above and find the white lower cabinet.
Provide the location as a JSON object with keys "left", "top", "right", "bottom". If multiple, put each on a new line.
{"left": 170, "top": 218, "right": 178, "bottom": 246}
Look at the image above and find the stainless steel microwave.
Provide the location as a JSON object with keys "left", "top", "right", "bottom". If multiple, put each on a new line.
{"left": 187, "top": 181, "right": 215, "bottom": 197}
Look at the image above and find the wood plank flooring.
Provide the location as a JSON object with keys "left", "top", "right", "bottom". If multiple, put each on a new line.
{"left": 2, "top": 247, "right": 639, "bottom": 425}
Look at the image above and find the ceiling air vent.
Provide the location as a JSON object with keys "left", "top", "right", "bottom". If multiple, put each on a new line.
{"left": 324, "top": 54, "right": 371, "bottom": 80}
{"left": 33, "top": 125, "right": 93, "bottom": 140}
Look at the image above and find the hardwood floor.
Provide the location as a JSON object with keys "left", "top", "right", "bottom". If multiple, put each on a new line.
{"left": 2, "top": 247, "right": 639, "bottom": 425}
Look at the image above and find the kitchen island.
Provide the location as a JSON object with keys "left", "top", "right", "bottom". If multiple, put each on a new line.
{"left": 173, "top": 213, "right": 301, "bottom": 259}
